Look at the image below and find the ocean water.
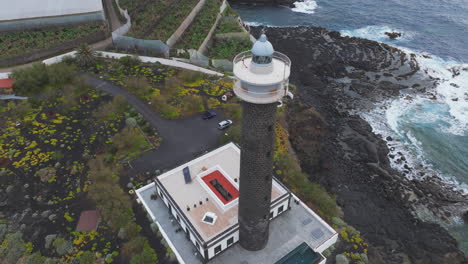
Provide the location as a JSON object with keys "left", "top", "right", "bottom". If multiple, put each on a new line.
{"left": 233, "top": 0, "right": 468, "bottom": 255}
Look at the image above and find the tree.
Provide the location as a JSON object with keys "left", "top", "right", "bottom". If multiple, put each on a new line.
{"left": 11, "top": 63, "right": 49, "bottom": 95}
{"left": 75, "top": 44, "right": 96, "bottom": 69}
{"left": 47, "top": 63, "right": 75, "bottom": 88}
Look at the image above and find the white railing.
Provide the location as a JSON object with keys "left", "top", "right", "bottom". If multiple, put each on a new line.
{"left": 233, "top": 51, "right": 291, "bottom": 82}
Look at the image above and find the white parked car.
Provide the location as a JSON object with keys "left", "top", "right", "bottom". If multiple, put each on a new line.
{"left": 218, "top": 120, "right": 233, "bottom": 130}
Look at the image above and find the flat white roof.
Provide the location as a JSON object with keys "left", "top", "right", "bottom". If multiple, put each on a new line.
{"left": 146, "top": 143, "right": 288, "bottom": 242}
{"left": 0, "top": 0, "right": 104, "bottom": 21}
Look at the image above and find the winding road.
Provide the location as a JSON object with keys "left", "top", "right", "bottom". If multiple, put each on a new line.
{"left": 85, "top": 75, "right": 226, "bottom": 174}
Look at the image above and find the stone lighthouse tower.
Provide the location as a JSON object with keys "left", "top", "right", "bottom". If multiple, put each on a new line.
{"left": 233, "top": 33, "right": 291, "bottom": 251}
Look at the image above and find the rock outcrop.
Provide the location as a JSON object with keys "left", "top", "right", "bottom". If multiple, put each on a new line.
{"left": 229, "top": 0, "right": 296, "bottom": 7}
{"left": 251, "top": 26, "right": 468, "bottom": 264}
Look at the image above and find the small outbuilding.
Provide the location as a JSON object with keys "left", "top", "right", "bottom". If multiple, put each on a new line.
{"left": 0, "top": 79, "right": 14, "bottom": 95}
{"left": 75, "top": 210, "right": 101, "bottom": 232}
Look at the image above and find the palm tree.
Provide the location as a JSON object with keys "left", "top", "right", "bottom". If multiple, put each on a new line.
{"left": 75, "top": 43, "right": 96, "bottom": 69}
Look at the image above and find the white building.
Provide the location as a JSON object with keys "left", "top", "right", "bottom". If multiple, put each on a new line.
{"left": 0, "top": 0, "right": 105, "bottom": 32}
{"left": 136, "top": 143, "right": 338, "bottom": 263}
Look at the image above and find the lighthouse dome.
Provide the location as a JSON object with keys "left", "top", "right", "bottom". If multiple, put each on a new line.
{"left": 251, "top": 34, "right": 274, "bottom": 65}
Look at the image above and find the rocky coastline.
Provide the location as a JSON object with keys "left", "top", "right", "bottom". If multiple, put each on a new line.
{"left": 251, "top": 26, "right": 468, "bottom": 263}
{"left": 229, "top": 0, "right": 296, "bottom": 7}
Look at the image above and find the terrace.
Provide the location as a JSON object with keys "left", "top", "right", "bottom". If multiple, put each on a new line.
{"left": 137, "top": 184, "right": 337, "bottom": 264}
{"left": 154, "top": 143, "right": 287, "bottom": 241}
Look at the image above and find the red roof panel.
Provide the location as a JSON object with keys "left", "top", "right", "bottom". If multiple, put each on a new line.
{"left": 202, "top": 170, "right": 239, "bottom": 204}
{"left": 0, "top": 79, "right": 13, "bottom": 89}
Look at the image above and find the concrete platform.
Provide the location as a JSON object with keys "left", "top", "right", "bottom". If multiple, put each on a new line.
{"left": 137, "top": 183, "right": 337, "bottom": 264}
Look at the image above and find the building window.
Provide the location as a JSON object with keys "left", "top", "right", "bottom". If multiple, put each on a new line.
{"left": 278, "top": 205, "right": 284, "bottom": 214}
{"left": 176, "top": 215, "right": 180, "bottom": 223}
{"left": 214, "top": 245, "right": 222, "bottom": 255}
{"left": 227, "top": 237, "right": 234, "bottom": 246}
{"left": 269, "top": 211, "right": 274, "bottom": 219}
{"left": 196, "top": 241, "right": 200, "bottom": 251}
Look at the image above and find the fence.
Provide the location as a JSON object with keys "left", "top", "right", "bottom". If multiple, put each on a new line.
{"left": 111, "top": 0, "right": 170, "bottom": 57}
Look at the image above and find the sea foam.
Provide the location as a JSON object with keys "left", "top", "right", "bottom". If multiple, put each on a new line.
{"left": 340, "top": 25, "right": 415, "bottom": 43}
{"left": 292, "top": 0, "right": 318, "bottom": 14}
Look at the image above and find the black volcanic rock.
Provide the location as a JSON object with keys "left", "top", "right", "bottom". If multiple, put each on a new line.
{"left": 385, "top": 31, "right": 402, "bottom": 40}
{"left": 229, "top": 0, "right": 296, "bottom": 7}
{"left": 251, "top": 26, "right": 468, "bottom": 264}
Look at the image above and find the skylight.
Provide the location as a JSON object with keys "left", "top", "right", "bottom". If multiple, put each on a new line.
{"left": 202, "top": 212, "right": 217, "bottom": 225}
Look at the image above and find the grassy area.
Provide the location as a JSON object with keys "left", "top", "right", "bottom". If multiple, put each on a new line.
{"left": 176, "top": 0, "right": 222, "bottom": 49}
{"left": 207, "top": 6, "right": 251, "bottom": 60}
{"left": 209, "top": 38, "right": 251, "bottom": 60}
{"left": 125, "top": 0, "right": 173, "bottom": 38}
{"left": 216, "top": 17, "right": 244, "bottom": 34}
{"left": 0, "top": 62, "right": 161, "bottom": 263}
{"left": 0, "top": 23, "right": 106, "bottom": 60}
{"left": 146, "top": 0, "right": 200, "bottom": 41}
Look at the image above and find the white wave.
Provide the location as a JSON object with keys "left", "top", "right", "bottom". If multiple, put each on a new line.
{"left": 415, "top": 54, "right": 468, "bottom": 135}
{"left": 359, "top": 47, "right": 468, "bottom": 193}
{"left": 340, "top": 25, "right": 415, "bottom": 43}
{"left": 243, "top": 21, "right": 268, "bottom": 27}
{"left": 292, "top": 0, "right": 318, "bottom": 14}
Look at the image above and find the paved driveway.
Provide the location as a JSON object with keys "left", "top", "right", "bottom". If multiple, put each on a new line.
{"left": 85, "top": 75, "right": 226, "bottom": 174}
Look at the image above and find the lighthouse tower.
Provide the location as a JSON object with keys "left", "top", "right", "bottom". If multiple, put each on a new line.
{"left": 233, "top": 34, "right": 291, "bottom": 251}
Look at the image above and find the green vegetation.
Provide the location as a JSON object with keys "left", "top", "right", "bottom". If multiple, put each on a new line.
{"left": 11, "top": 62, "right": 75, "bottom": 96}
{"left": 208, "top": 6, "right": 251, "bottom": 60}
{"left": 209, "top": 38, "right": 251, "bottom": 60}
{"left": 216, "top": 17, "right": 244, "bottom": 34}
{"left": 88, "top": 157, "right": 158, "bottom": 263}
{"left": 1, "top": 62, "right": 161, "bottom": 263}
{"left": 121, "top": 0, "right": 201, "bottom": 41}
{"left": 176, "top": 0, "right": 222, "bottom": 49}
{"left": 75, "top": 44, "right": 97, "bottom": 70}
{"left": 146, "top": 0, "right": 200, "bottom": 41}
{"left": 124, "top": 0, "right": 173, "bottom": 38}
{"left": 0, "top": 23, "right": 106, "bottom": 60}
{"left": 95, "top": 56, "right": 233, "bottom": 119}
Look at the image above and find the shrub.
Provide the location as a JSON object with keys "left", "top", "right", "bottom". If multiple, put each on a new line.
{"left": 123, "top": 236, "right": 158, "bottom": 264}
{"left": 11, "top": 63, "right": 49, "bottom": 96}
{"left": 207, "top": 98, "right": 221, "bottom": 109}
{"left": 75, "top": 44, "right": 96, "bottom": 69}
{"left": 25, "top": 252, "right": 47, "bottom": 264}
{"left": 47, "top": 63, "right": 76, "bottom": 88}
{"left": 124, "top": 77, "right": 152, "bottom": 98}
{"left": 78, "top": 251, "right": 96, "bottom": 264}
{"left": 221, "top": 103, "right": 242, "bottom": 121}
{"left": 182, "top": 94, "right": 204, "bottom": 115}
{"left": 119, "top": 56, "right": 141, "bottom": 70}
{"left": 0, "top": 232, "right": 27, "bottom": 263}
{"left": 275, "top": 153, "right": 339, "bottom": 220}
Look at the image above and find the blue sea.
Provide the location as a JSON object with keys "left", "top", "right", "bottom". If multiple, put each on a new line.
{"left": 233, "top": 0, "right": 468, "bottom": 255}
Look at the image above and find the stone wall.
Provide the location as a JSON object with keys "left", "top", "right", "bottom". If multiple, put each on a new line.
{"left": 166, "top": 0, "right": 207, "bottom": 48}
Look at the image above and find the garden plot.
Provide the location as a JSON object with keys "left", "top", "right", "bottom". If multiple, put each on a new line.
{"left": 175, "top": 0, "right": 222, "bottom": 50}
{"left": 124, "top": 0, "right": 176, "bottom": 39}
{"left": 95, "top": 56, "right": 234, "bottom": 119}
{"left": 145, "top": 0, "right": 201, "bottom": 41}
{"left": 208, "top": 7, "right": 251, "bottom": 60}
{"left": 0, "top": 23, "right": 106, "bottom": 60}
{"left": 0, "top": 63, "right": 162, "bottom": 263}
